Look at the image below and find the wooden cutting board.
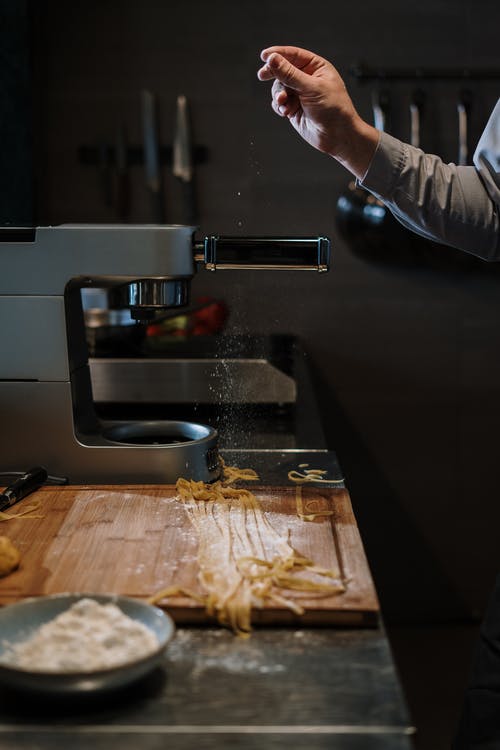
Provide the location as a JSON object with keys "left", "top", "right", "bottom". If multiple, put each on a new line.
{"left": 0, "top": 485, "right": 379, "bottom": 626}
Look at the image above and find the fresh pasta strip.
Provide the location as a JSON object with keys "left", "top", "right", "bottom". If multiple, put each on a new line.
{"left": 148, "top": 585, "right": 207, "bottom": 606}
{"left": 0, "top": 499, "right": 44, "bottom": 522}
{"left": 220, "top": 460, "right": 259, "bottom": 486}
{"left": 295, "top": 485, "right": 334, "bottom": 522}
{"left": 152, "top": 464, "right": 346, "bottom": 636}
{"left": 288, "top": 467, "right": 345, "bottom": 485}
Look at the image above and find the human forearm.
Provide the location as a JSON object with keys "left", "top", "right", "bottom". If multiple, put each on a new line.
{"left": 330, "top": 115, "right": 380, "bottom": 181}
{"left": 258, "top": 47, "right": 500, "bottom": 259}
{"left": 360, "top": 132, "right": 500, "bottom": 260}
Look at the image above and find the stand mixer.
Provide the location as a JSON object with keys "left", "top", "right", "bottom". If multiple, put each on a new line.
{"left": 0, "top": 225, "right": 330, "bottom": 483}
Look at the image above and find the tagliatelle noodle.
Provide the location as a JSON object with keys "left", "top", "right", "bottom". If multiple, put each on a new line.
{"left": 149, "top": 465, "right": 346, "bottom": 636}
{"left": 294, "top": 485, "right": 334, "bottom": 522}
{"left": 288, "top": 466, "right": 345, "bottom": 521}
{"left": 221, "top": 462, "right": 259, "bottom": 486}
{"left": 0, "top": 499, "right": 44, "bottom": 522}
{"left": 287, "top": 467, "right": 345, "bottom": 484}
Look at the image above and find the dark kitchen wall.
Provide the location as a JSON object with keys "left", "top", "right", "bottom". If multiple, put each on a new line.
{"left": 0, "top": 0, "right": 33, "bottom": 224}
{"left": 31, "top": 0, "right": 500, "bottom": 623}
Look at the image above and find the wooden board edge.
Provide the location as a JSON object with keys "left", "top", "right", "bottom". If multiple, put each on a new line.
{"left": 0, "top": 594, "right": 380, "bottom": 629}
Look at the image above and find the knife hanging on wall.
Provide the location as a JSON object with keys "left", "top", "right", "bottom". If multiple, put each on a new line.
{"left": 141, "top": 89, "right": 165, "bottom": 223}
{"left": 173, "top": 94, "right": 197, "bottom": 226}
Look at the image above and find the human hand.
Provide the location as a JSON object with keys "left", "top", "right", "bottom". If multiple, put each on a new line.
{"left": 257, "top": 45, "right": 379, "bottom": 179}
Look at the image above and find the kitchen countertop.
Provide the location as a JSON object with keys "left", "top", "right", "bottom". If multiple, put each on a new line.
{"left": 0, "top": 626, "right": 414, "bottom": 749}
{"left": 0, "top": 450, "right": 415, "bottom": 748}
{"left": 221, "top": 448, "right": 345, "bottom": 485}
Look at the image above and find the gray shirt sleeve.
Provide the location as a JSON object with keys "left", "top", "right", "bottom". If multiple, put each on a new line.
{"left": 359, "top": 98, "right": 500, "bottom": 261}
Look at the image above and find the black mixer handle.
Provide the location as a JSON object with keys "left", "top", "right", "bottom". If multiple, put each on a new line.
{"left": 194, "top": 236, "right": 330, "bottom": 272}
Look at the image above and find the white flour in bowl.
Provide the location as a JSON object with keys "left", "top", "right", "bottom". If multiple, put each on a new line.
{"left": 0, "top": 598, "right": 159, "bottom": 672}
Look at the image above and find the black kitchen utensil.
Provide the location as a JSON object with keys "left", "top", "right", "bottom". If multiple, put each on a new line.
{"left": 0, "top": 466, "right": 48, "bottom": 513}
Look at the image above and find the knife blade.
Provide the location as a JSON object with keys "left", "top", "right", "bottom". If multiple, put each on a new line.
{"left": 0, "top": 466, "right": 48, "bottom": 513}
{"left": 173, "top": 94, "right": 197, "bottom": 225}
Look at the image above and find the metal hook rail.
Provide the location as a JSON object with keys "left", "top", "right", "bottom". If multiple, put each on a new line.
{"left": 350, "top": 64, "right": 500, "bottom": 82}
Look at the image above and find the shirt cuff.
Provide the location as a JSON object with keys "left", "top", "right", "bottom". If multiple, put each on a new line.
{"left": 358, "top": 131, "right": 408, "bottom": 198}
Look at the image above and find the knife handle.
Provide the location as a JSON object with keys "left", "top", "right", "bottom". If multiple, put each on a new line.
{"left": 0, "top": 466, "right": 48, "bottom": 510}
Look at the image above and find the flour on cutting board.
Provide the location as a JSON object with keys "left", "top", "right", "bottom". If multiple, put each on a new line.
{"left": 1, "top": 484, "right": 378, "bottom": 627}
{"left": 42, "top": 491, "right": 190, "bottom": 594}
